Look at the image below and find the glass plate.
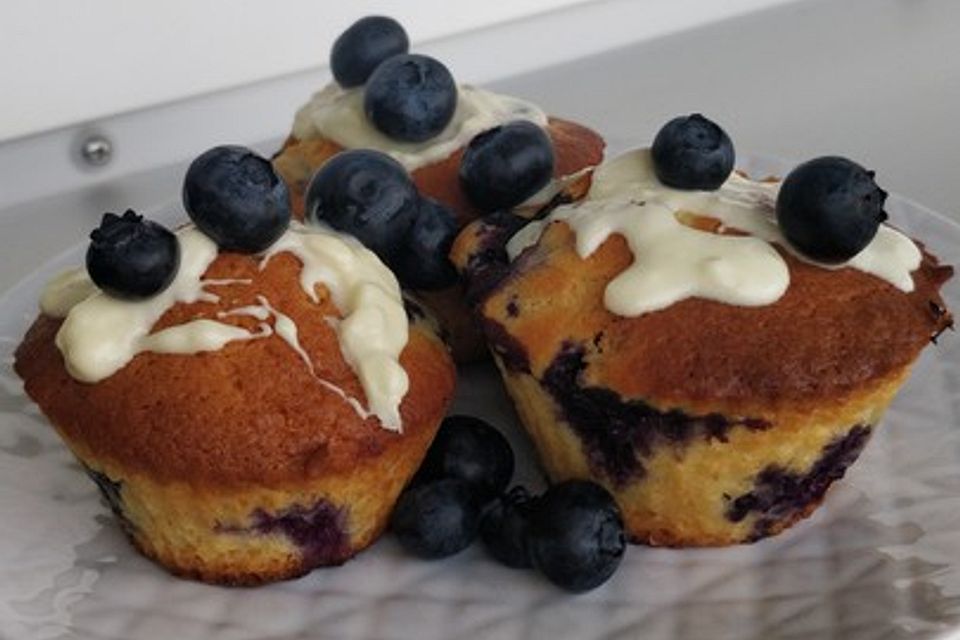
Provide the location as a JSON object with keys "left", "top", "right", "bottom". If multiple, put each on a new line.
{"left": 1, "top": 155, "right": 958, "bottom": 640}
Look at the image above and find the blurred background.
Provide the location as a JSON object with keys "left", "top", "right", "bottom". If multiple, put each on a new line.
{"left": 0, "top": 0, "right": 958, "bottom": 288}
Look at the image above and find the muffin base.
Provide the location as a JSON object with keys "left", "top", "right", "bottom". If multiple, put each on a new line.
{"left": 69, "top": 415, "right": 439, "bottom": 585}
{"left": 493, "top": 351, "right": 911, "bottom": 546}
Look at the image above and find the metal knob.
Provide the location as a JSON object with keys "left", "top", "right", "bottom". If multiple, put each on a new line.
{"left": 79, "top": 133, "right": 113, "bottom": 167}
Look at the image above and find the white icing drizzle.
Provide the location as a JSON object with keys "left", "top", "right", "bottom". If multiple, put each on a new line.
{"left": 140, "top": 319, "right": 268, "bottom": 354}
{"left": 291, "top": 83, "right": 548, "bottom": 172}
{"left": 263, "top": 225, "right": 409, "bottom": 431}
{"left": 516, "top": 166, "right": 596, "bottom": 212}
{"left": 40, "top": 269, "right": 98, "bottom": 317}
{"left": 51, "top": 229, "right": 222, "bottom": 382}
{"left": 202, "top": 277, "right": 253, "bottom": 287}
{"left": 507, "top": 149, "right": 922, "bottom": 317}
{"left": 221, "top": 295, "right": 373, "bottom": 421}
{"left": 40, "top": 223, "right": 409, "bottom": 432}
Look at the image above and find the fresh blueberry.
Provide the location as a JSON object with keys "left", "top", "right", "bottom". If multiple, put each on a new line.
{"left": 776, "top": 156, "right": 888, "bottom": 262}
{"left": 364, "top": 54, "right": 457, "bottom": 142}
{"left": 86, "top": 210, "right": 180, "bottom": 300}
{"left": 459, "top": 121, "right": 555, "bottom": 212}
{"left": 416, "top": 415, "right": 515, "bottom": 502}
{"left": 182, "top": 145, "right": 291, "bottom": 253}
{"left": 391, "top": 198, "right": 459, "bottom": 290}
{"left": 330, "top": 16, "right": 409, "bottom": 88}
{"left": 391, "top": 479, "right": 481, "bottom": 559}
{"left": 305, "top": 149, "right": 419, "bottom": 263}
{"left": 651, "top": 113, "right": 735, "bottom": 190}
{"left": 480, "top": 486, "right": 536, "bottom": 569}
{"left": 526, "top": 480, "right": 626, "bottom": 593}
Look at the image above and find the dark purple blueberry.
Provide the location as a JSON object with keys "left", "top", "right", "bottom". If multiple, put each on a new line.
{"left": 182, "top": 145, "right": 291, "bottom": 253}
{"left": 305, "top": 149, "right": 419, "bottom": 263}
{"left": 416, "top": 415, "right": 515, "bottom": 502}
{"left": 480, "top": 486, "right": 535, "bottom": 569}
{"left": 85, "top": 210, "right": 180, "bottom": 299}
{"left": 364, "top": 54, "right": 457, "bottom": 142}
{"left": 776, "top": 156, "right": 888, "bottom": 263}
{"left": 391, "top": 198, "right": 459, "bottom": 290}
{"left": 390, "top": 479, "right": 480, "bottom": 559}
{"left": 459, "top": 121, "right": 555, "bottom": 212}
{"left": 330, "top": 16, "right": 409, "bottom": 88}
{"left": 526, "top": 480, "right": 625, "bottom": 593}
{"left": 651, "top": 114, "right": 735, "bottom": 190}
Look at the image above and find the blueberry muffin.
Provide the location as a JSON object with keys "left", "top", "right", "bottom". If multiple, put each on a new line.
{"left": 272, "top": 16, "right": 604, "bottom": 361}
{"left": 451, "top": 116, "right": 953, "bottom": 546}
{"left": 15, "top": 147, "right": 456, "bottom": 584}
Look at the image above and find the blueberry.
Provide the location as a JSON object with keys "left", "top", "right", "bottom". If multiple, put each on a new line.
{"left": 182, "top": 146, "right": 291, "bottom": 253}
{"left": 305, "top": 149, "right": 419, "bottom": 263}
{"left": 416, "top": 415, "right": 515, "bottom": 502}
{"left": 480, "top": 486, "right": 535, "bottom": 569}
{"left": 526, "top": 480, "right": 626, "bottom": 593}
{"left": 86, "top": 210, "right": 180, "bottom": 300}
{"left": 391, "top": 198, "right": 459, "bottom": 290}
{"left": 459, "top": 121, "right": 555, "bottom": 212}
{"left": 651, "top": 113, "right": 735, "bottom": 190}
{"left": 330, "top": 16, "right": 409, "bottom": 88}
{"left": 776, "top": 156, "right": 888, "bottom": 263}
{"left": 391, "top": 479, "right": 480, "bottom": 559}
{"left": 364, "top": 54, "right": 457, "bottom": 142}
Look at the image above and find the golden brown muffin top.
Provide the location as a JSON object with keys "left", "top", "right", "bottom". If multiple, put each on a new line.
{"left": 451, "top": 189, "right": 953, "bottom": 416}
{"left": 15, "top": 251, "right": 456, "bottom": 487}
{"left": 273, "top": 117, "right": 605, "bottom": 227}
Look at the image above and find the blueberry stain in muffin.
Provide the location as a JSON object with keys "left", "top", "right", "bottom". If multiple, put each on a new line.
{"left": 725, "top": 425, "right": 873, "bottom": 541}
{"left": 542, "top": 342, "right": 770, "bottom": 486}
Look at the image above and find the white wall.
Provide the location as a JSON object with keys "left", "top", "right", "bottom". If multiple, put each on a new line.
{"left": 0, "top": 0, "right": 590, "bottom": 142}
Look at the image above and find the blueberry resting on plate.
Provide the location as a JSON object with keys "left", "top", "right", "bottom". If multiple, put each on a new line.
{"left": 391, "top": 198, "right": 460, "bottom": 290}
{"left": 391, "top": 478, "right": 481, "bottom": 559}
{"left": 305, "top": 149, "right": 419, "bottom": 263}
{"left": 415, "top": 415, "right": 515, "bottom": 502}
{"left": 182, "top": 145, "right": 291, "bottom": 253}
{"left": 480, "top": 486, "right": 536, "bottom": 569}
{"left": 526, "top": 480, "right": 626, "bottom": 593}
{"left": 651, "top": 113, "right": 735, "bottom": 190}
{"left": 364, "top": 54, "right": 457, "bottom": 143}
{"left": 86, "top": 210, "right": 180, "bottom": 299}
{"left": 459, "top": 120, "right": 555, "bottom": 212}
{"left": 776, "top": 156, "right": 888, "bottom": 263}
{"left": 330, "top": 16, "right": 409, "bottom": 88}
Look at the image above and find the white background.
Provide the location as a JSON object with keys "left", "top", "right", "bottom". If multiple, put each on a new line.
{"left": 2, "top": 0, "right": 797, "bottom": 143}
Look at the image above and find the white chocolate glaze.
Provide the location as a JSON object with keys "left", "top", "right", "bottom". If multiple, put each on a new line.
{"left": 516, "top": 166, "right": 595, "bottom": 213}
{"left": 263, "top": 224, "right": 409, "bottom": 430}
{"left": 41, "top": 223, "right": 409, "bottom": 431}
{"left": 507, "top": 149, "right": 922, "bottom": 317}
{"left": 51, "top": 228, "right": 222, "bottom": 382}
{"left": 221, "top": 295, "right": 373, "bottom": 422}
{"left": 291, "top": 83, "right": 548, "bottom": 172}
{"left": 40, "top": 269, "right": 98, "bottom": 317}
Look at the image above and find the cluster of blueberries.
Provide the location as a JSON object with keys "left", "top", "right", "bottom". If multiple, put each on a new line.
{"left": 85, "top": 14, "right": 887, "bottom": 304}
{"left": 391, "top": 415, "right": 626, "bottom": 593}
{"left": 307, "top": 16, "right": 556, "bottom": 290}
{"left": 85, "top": 15, "right": 558, "bottom": 299}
